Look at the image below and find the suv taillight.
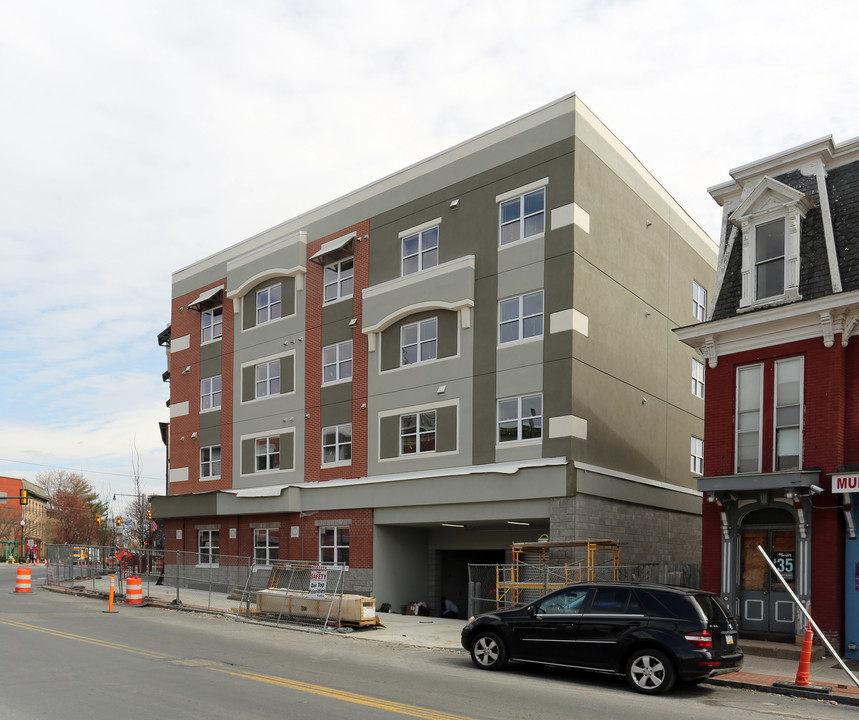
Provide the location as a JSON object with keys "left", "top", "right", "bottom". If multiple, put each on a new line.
{"left": 684, "top": 630, "right": 713, "bottom": 648}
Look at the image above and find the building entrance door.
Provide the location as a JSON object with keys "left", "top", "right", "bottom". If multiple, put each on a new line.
{"left": 740, "top": 509, "right": 796, "bottom": 638}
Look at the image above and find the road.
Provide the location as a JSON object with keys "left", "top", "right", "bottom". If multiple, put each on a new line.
{"left": 1, "top": 564, "right": 854, "bottom": 720}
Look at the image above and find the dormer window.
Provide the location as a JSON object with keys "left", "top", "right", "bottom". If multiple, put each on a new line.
{"left": 731, "top": 176, "right": 815, "bottom": 310}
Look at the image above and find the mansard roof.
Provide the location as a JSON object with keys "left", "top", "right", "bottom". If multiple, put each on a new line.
{"left": 708, "top": 136, "right": 859, "bottom": 322}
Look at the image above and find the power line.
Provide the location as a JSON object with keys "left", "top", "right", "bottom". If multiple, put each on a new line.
{"left": 0, "top": 457, "right": 163, "bottom": 482}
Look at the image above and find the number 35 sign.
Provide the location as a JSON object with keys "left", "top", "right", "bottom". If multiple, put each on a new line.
{"left": 771, "top": 551, "right": 795, "bottom": 581}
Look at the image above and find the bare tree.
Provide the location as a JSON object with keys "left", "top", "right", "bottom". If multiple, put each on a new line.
{"left": 127, "top": 437, "right": 153, "bottom": 548}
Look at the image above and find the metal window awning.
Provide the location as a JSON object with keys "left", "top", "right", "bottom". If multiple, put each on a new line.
{"left": 187, "top": 284, "right": 224, "bottom": 311}
{"left": 309, "top": 232, "right": 356, "bottom": 265}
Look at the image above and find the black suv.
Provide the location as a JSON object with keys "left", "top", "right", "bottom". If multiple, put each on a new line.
{"left": 461, "top": 582, "right": 743, "bottom": 694}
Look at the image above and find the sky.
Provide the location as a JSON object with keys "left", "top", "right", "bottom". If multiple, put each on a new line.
{"left": 1, "top": 0, "right": 858, "bottom": 512}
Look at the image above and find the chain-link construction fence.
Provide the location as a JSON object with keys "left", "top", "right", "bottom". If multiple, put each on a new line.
{"left": 44, "top": 545, "right": 370, "bottom": 633}
{"left": 234, "top": 561, "right": 373, "bottom": 633}
{"left": 467, "top": 562, "right": 700, "bottom": 617}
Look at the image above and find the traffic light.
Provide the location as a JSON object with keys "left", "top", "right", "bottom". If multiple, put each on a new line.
{"left": 147, "top": 509, "right": 152, "bottom": 520}
{"left": 115, "top": 516, "right": 122, "bottom": 527}
{"left": 96, "top": 515, "right": 102, "bottom": 525}
{"left": 19, "top": 489, "right": 28, "bottom": 505}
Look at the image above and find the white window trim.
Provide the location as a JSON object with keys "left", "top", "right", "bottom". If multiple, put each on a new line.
{"left": 256, "top": 283, "right": 282, "bottom": 326}
{"left": 255, "top": 435, "right": 281, "bottom": 472}
{"left": 692, "top": 358, "right": 705, "bottom": 399}
{"left": 400, "top": 219, "right": 441, "bottom": 276}
{"left": 322, "top": 423, "right": 353, "bottom": 467}
{"left": 691, "top": 436, "right": 704, "bottom": 475}
{"left": 200, "top": 444, "right": 221, "bottom": 480}
{"left": 322, "top": 340, "right": 353, "bottom": 384}
{"left": 254, "top": 528, "right": 279, "bottom": 566}
{"left": 400, "top": 317, "right": 438, "bottom": 366}
{"left": 497, "top": 179, "right": 548, "bottom": 248}
{"left": 323, "top": 257, "right": 355, "bottom": 304}
{"left": 255, "top": 359, "right": 281, "bottom": 399}
{"left": 240, "top": 351, "right": 295, "bottom": 404}
{"left": 498, "top": 290, "right": 544, "bottom": 345}
{"left": 773, "top": 356, "right": 804, "bottom": 472}
{"left": 200, "top": 375, "right": 222, "bottom": 413}
{"left": 399, "top": 409, "right": 437, "bottom": 456}
{"left": 239, "top": 428, "right": 295, "bottom": 478}
{"left": 692, "top": 281, "right": 707, "bottom": 322}
{"left": 201, "top": 306, "right": 223, "bottom": 344}
{"left": 318, "top": 526, "right": 350, "bottom": 566}
{"left": 495, "top": 178, "right": 549, "bottom": 204}
{"left": 735, "top": 363, "right": 764, "bottom": 474}
{"left": 496, "top": 393, "right": 543, "bottom": 445}
{"left": 197, "top": 529, "right": 219, "bottom": 568}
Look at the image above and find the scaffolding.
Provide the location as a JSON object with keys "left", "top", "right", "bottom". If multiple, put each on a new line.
{"left": 496, "top": 539, "right": 621, "bottom": 608}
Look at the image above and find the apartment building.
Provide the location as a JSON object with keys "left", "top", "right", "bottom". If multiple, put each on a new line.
{"left": 152, "top": 94, "right": 717, "bottom": 612}
{"left": 676, "top": 135, "right": 859, "bottom": 652}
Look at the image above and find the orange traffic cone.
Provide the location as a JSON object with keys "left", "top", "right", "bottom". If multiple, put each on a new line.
{"left": 794, "top": 620, "right": 813, "bottom": 687}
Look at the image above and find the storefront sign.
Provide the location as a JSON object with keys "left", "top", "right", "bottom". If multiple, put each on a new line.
{"left": 771, "top": 551, "right": 795, "bottom": 582}
{"left": 832, "top": 474, "right": 859, "bottom": 493}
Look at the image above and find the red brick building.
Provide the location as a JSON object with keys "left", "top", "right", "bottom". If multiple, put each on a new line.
{"left": 677, "top": 136, "right": 859, "bottom": 651}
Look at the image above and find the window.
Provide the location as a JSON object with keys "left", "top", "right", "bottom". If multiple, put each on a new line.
{"left": 736, "top": 364, "right": 763, "bottom": 473}
{"left": 499, "top": 291, "right": 543, "bottom": 344}
{"left": 691, "top": 436, "right": 704, "bottom": 475}
{"left": 319, "top": 526, "right": 349, "bottom": 565}
{"left": 322, "top": 340, "right": 353, "bottom": 383}
{"left": 693, "top": 281, "right": 707, "bottom": 321}
{"left": 198, "top": 530, "right": 219, "bottom": 566}
{"left": 255, "top": 436, "right": 280, "bottom": 471}
{"left": 499, "top": 188, "right": 545, "bottom": 246}
{"left": 692, "top": 358, "right": 705, "bottom": 399}
{"left": 201, "top": 306, "right": 223, "bottom": 343}
{"left": 256, "top": 284, "right": 282, "bottom": 325}
{"left": 498, "top": 394, "right": 543, "bottom": 443}
{"left": 254, "top": 528, "right": 279, "bottom": 565}
{"left": 402, "top": 226, "right": 439, "bottom": 275}
{"left": 255, "top": 360, "right": 280, "bottom": 398}
{"left": 755, "top": 218, "right": 785, "bottom": 300}
{"left": 324, "top": 258, "right": 354, "bottom": 302}
{"left": 401, "top": 318, "right": 437, "bottom": 366}
{"left": 322, "top": 424, "right": 352, "bottom": 465}
{"left": 201, "top": 375, "right": 222, "bottom": 411}
{"left": 400, "top": 411, "right": 436, "bottom": 455}
{"left": 200, "top": 445, "right": 221, "bottom": 478}
{"left": 774, "top": 357, "right": 803, "bottom": 470}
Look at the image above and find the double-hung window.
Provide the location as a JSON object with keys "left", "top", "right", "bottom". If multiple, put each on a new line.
{"left": 497, "top": 394, "right": 543, "bottom": 443}
{"left": 201, "top": 375, "right": 222, "bottom": 411}
{"left": 401, "top": 318, "right": 437, "bottom": 365}
{"left": 255, "top": 436, "right": 280, "bottom": 471}
{"left": 774, "top": 357, "right": 803, "bottom": 470}
{"left": 692, "top": 358, "right": 705, "bottom": 399}
{"left": 256, "top": 284, "right": 282, "bottom": 325}
{"left": 400, "top": 411, "right": 436, "bottom": 454}
{"left": 736, "top": 364, "right": 763, "bottom": 473}
{"left": 324, "top": 258, "right": 354, "bottom": 302}
{"left": 255, "top": 360, "right": 280, "bottom": 398}
{"left": 322, "top": 340, "right": 353, "bottom": 383}
{"left": 322, "top": 424, "right": 352, "bottom": 465}
{"left": 201, "top": 307, "right": 223, "bottom": 343}
{"left": 198, "top": 530, "right": 219, "bottom": 566}
{"left": 693, "top": 281, "right": 707, "bottom": 321}
{"left": 200, "top": 445, "right": 221, "bottom": 478}
{"left": 254, "top": 528, "right": 279, "bottom": 565}
{"left": 691, "top": 436, "right": 704, "bottom": 475}
{"left": 499, "top": 291, "right": 543, "bottom": 344}
{"left": 755, "top": 219, "right": 786, "bottom": 300}
{"left": 499, "top": 188, "right": 545, "bottom": 246}
{"left": 402, "top": 226, "right": 439, "bottom": 275}
{"left": 319, "top": 526, "right": 349, "bottom": 566}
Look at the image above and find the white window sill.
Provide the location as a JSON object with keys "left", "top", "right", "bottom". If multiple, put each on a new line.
{"left": 195, "top": 563, "right": 220, "bottom": 569}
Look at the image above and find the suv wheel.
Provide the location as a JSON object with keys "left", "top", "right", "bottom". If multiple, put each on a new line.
{"left": 625, "top": 649, "right": 676, "bottom": 694}
{"left": 470, "top": 631, "right": 509, "bottom": 670}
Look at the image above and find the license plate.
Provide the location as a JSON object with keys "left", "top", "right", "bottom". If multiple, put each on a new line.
{"left": 725, "top": 634, "right": 734, "bottom": 644}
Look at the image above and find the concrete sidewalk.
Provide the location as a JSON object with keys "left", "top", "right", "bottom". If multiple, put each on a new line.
{"left": 42, "top": 577, "right": 859, "bottom": 705}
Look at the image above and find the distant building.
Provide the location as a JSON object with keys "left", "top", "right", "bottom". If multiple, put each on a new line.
{"left": 677, "top": 135, "right": 859, "bottom": 653}
{"left": 153, "top": 94, "right": 716, "bottom": 612}
{"left": 0, "top": 476, "right": 49, "bottom": 560}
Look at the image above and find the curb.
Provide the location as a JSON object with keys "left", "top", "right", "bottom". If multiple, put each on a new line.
{"left": 705, "top": 677, "right": 859, "bottom": 707}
